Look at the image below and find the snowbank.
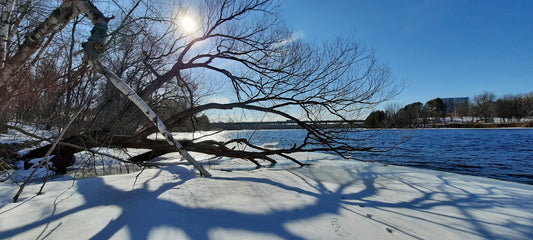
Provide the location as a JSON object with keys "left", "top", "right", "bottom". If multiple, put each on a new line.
{"left": 1, "top": 152, "right": 532, "bottom": 240}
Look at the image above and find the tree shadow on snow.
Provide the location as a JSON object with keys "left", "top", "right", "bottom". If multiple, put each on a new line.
{"left": 1, "top": 164, "right": 532, "bottom": 239}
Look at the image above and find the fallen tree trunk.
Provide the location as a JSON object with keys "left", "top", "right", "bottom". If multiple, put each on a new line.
{"left": 90, "top": 59, "right": 211, "bottom": 177}
{"left": 22, "top": 130, "right": 308, "bottom": 173}
{"left": 72, "top": 0, "right": 211, "bottom": 177}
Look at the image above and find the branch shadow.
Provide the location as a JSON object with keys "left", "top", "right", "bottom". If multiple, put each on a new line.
{"left": 325, "top": 165, "right": 533, "bottom": 239}
{"left": 1, "top": 163, "right": 532, "bottom": 239}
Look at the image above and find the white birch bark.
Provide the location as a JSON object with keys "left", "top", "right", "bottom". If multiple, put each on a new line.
{"left": 0, "top": 0, "right": 16, "bottom": 68}
{"left": 74, "top": 0, "right": 210, "bottom": 177}
{"left": 0, "top": 0, "right": 79, "bottom": 87}
{"left": 1, "top": 0, "right": 210, "bottom": 176}
{"left": 91, "top": 59, "right": 212, "bottom": 177}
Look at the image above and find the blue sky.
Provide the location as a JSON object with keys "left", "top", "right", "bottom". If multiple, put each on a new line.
{"left": 281, "top": 0, "right": 533, "bottom": 107}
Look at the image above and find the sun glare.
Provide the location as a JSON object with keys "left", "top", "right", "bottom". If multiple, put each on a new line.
{"left": 181, "top": 16, "right": 197, "bottom": 33}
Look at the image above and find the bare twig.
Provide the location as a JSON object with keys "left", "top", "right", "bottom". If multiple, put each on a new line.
{"left": 13, "top": 107, "right": 83, "bottom": 203}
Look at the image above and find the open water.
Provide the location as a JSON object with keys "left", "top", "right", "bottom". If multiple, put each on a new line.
{"left": 227, "top": 128, "right": 533, "bottom": 184}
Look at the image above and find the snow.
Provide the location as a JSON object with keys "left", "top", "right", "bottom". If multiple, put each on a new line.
{"left": 0, "top": 123, "right": 53, "bottom": 144}
{"left": 1, "top": 151, "right": 532, "bottom": 240}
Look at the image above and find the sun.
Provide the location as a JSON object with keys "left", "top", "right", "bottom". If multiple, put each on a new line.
{"left": 180, "top": 15, "right": 197, "bottom": 33}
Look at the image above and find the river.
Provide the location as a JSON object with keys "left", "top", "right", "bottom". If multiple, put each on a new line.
{"left": 225, "top": 128, "right": 533, "bottom": 184}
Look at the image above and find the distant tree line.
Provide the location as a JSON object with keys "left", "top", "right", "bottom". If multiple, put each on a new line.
{"left": 365, "top": 91, "right": 533, "bottom": 128}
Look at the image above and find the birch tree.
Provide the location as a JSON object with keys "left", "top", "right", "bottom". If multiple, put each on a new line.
{"left": 0, "top": 0, "right": 16, "bottom": 68}
{"left": 4, "top": 0, "right": 400, "bottom": 175}
{"left": 1, "top": 0, "right": 210, "bottom": 176}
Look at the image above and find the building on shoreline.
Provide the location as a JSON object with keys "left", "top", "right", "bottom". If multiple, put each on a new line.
{"left": 441, "top": 97, "right": 469, "bottom": 115}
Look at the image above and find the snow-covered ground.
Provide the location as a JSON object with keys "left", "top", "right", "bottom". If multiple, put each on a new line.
{"left": 1, "top": 150, "right": 532, "bottom": 240}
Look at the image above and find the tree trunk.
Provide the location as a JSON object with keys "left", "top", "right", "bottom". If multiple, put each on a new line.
{"left": 90, "top": 60, "right": 211, "bottom": 177}
{"left": 0, "top": 0, "right": 16, "bottom": 68}
{"left": 22, "top": 130, "right": 303, "bottom": 171}
{"left": 0, "top": 1, "right": 79, "bottom": 87}
{"left": 71, "top": 0, "right": 211, "bottom": 177}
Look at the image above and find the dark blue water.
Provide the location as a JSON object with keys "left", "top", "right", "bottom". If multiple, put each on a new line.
{"left": 227, "top": 129, "right": 533, "bottom": 184}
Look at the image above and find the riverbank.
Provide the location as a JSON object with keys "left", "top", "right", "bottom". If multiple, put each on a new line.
{"left": 209, "top": 120, "right": 533, "bottom": 130}
{"left": 1, "top": 153, "right": 532, "bottom": 239}
{"left": 419, "top": 121, "right": 533, "bottom": 128}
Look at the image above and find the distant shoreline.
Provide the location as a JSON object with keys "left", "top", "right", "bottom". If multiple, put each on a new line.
{"left": 415, "top": 122, "right": 533, "bottom": 129}
{"left": 210, "top": 121, "right": 532, "bottom": 130}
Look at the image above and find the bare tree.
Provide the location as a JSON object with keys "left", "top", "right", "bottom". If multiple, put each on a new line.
{"left": 454, "top": 102, "right": 471, "bottom": 122}
{"left": 473, "top": 91, "right": 496, "bottom": 123}
{"left": 4, "top": 0, "right": 400, "bottom": 175}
